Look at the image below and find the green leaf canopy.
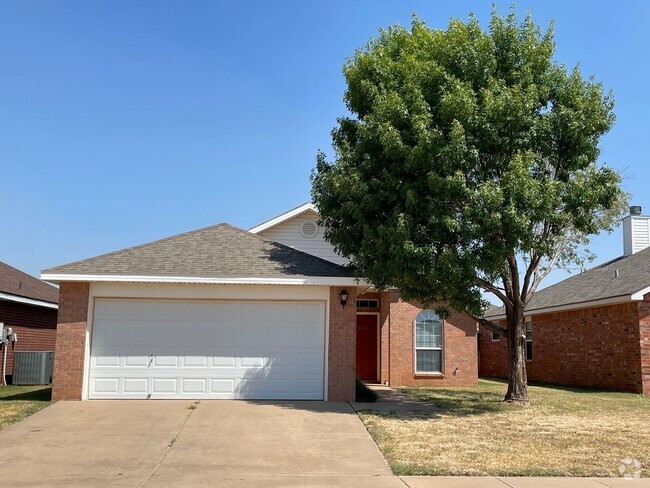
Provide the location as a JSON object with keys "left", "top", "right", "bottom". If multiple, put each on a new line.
{"left": 311, "top": 10, "right": 626, "bottom": 318}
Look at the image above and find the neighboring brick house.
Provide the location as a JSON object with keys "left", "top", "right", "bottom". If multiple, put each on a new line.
{"left": 0, "top": 261, "right": 59, "bottom": 383}
{"left": 480, "top": 207, "right": 650, "bottom": 395}
{"left": 41, "top": 203, "right": 478, "bottom": 402}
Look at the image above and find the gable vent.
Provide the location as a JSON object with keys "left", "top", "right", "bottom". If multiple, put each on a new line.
{"left": 300, "top": 220, "right": 318, "bottom": 238}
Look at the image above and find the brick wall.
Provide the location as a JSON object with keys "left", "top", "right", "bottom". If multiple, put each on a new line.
{"left": 640, "top": 294, "right": 650, "bottom": 394}
{"left": 479, "top": 301, "right": 646, "bottom": 393}
{"left": 328, "top": 286, "right": 357, "bottom": 401}
{"left": 0, "top": 300, "right": 57, "bottom": 378}
{"left": 379, "top": 291, "right": 391, "bottom": 384}
{"left": 52, "top": 282, "right": 89, "bottom": 401}
{"left": 381, "top": 290, "right": 478, "bottom": 387}
{"left": 478, "top": 320, "right": 509, "bottom": 378}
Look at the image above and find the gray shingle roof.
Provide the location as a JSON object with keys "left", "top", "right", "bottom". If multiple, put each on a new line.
{"left": 42, "top": 223, "right": 354, "bottom": 279}
{"left": 0, "top": 261, "right": 59, "bottom": 304}
{"left": 484, "top": 246, "right": 650, "bottom": 319}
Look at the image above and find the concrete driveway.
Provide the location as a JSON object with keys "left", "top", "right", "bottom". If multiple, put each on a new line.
{"left": 0, "top": 400, "right": 401, "bottom": 487}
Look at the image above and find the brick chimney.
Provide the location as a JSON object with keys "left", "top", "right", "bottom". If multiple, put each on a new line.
{"left": 623, "top": 206, "right": 650, "bottom": 256}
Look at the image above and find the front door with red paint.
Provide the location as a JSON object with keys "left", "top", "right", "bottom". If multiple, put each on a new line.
{"left": 356, "top": 314, "right": 378, "bottom": 382}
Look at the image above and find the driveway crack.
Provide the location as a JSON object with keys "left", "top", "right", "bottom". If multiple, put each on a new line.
{"left": 139, "top": 401, "right": 199, "bottom": 488}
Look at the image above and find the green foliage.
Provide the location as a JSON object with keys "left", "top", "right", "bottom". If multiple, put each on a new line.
{"left": 311, "top": 8, "right": 627, "bottom": 317}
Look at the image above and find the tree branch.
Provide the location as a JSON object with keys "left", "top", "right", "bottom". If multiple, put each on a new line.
{"left": 521, "top": 252, "right": 541, "bottom": 304}
{"left": 477, "top": 278, "right": 512, "bottom": 307}
{"left": 471, "top": 314, "right": 507, "bottom": 333}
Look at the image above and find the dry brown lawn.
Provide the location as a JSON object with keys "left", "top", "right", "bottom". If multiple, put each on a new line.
{"left": 358, "top": 379, "right": 650, "bottom": 477}
{"left": 0, "top": 385, "right": 52, "bottom": 430}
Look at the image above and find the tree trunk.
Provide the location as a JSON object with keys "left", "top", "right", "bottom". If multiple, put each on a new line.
{"left": 504, "top": 304, "right": 529, "bottom": 404}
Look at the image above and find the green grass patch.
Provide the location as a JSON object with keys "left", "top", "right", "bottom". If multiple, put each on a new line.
{"left": 0, "top": 385, "right": 52, "bottom": 430}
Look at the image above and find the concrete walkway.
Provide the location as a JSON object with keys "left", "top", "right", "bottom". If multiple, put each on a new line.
{"left": 350, "top": 383, "right": 436, "bottom": 412}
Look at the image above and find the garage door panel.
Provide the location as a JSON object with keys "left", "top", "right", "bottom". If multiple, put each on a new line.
{"left": 89, "top": 299, "right": 325, "bottom": 400}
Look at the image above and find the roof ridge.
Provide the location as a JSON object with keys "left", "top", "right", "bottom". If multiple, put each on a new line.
{"left": 43, "top": 223, "right": 230, "bottom": 273}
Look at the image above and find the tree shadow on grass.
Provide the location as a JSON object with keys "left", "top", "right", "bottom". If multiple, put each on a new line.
{"left": 0, "top": 387, "right": 52, "bottom": 402}
{"left": 396, "top": 387, "right": 505, "bottom": 418}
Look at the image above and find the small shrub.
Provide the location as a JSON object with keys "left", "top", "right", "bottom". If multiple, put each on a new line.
{"left": 356, "top": 379, "right": 378, "bottom": 402}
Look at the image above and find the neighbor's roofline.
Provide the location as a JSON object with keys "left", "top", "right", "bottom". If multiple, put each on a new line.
{"left": 484, "top": 291, "right": 649, "bottom": 320}
{"left": 40, "top": 273, "right": 366, "bottom": 287}
{"left": 0, "top": 291, "right": 59, "bottom": 310}
{"left": 249, "top": 202, "right": 317, "bottom": 234}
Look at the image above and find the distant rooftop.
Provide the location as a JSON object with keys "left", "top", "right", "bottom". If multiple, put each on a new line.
{"left": 0, "top": 261, "right": 59, "bottom": 305}
{"left": 485, "top": 246, "right": 650, "bottom": 319}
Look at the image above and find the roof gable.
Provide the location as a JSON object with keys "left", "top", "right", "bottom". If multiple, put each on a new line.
{"left": 42, "top": 223, "right": 355, "bottom": 283}
{"left": 249, "top": 202, "right": 317, "bottom": 234}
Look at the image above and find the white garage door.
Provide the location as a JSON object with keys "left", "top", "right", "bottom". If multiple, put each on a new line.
{"left": 89, "top": 299, "right": 326, "bottom": 400}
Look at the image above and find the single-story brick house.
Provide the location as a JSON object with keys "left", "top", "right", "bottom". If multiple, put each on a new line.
{"left": 41, "top": 203, "right": 478, "bottom": 401}
{"left": 480, "top": 207, "right": 650, "bottom": 394}
{"left": 0, "top": 261, "right": 59, "bottom": 383}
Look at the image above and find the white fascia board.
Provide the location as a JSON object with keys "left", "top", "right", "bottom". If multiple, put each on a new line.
{"left": 249, "top": 202, "right": 317, "bottom": 234}
{"left": 631, "top": 286, "right": 650, "bottom": 300}
{"left": 0, "top": 291, "right": 58, "bottom": 309}
{"left": 40, "top": 273, "right": 367, "bottom": 287}
{"left": 485, "top": 294, "right": 637, "bottom": 320}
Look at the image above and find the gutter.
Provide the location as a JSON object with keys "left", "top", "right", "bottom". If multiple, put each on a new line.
{"left": 40, "top": 273, "right": 367, "bottom": 287}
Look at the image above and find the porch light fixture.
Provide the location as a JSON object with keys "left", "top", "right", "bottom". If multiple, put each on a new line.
{"left": 339, "top": 290, "right": 349, "bottom": 308}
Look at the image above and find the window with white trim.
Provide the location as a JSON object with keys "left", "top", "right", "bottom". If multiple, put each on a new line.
{"left": 414, "top": 310, "right": 443, "bottom": 373}
{"left": 525, "top": 320, "right": 533, "bottom": 361}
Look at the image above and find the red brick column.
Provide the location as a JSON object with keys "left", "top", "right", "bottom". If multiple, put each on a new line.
{"left": 379, "top": 290, "right": 393, "bottom": 384}
{"left": 640, "top": 294, "right": 650, "bottom": 394}
{"left": 328, "top": 286, "right": 357, "bottom": 401}
{"left": 52, "top": 282, "right": 89, "bottom": 401}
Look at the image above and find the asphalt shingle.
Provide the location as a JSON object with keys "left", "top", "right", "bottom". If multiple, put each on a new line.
{"left": 42, "top": 223, "right": 354, "bottom": 279}
{"left": 0, "top": 261, "right": 59, "bottom": 304}
{"left": 484, "top": 246, "right": 650, "bottom": 318}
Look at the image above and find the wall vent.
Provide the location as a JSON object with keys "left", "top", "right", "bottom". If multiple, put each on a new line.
{"left": 300, "top": 220, "right": 318, "bottom": 238}
{"left": 13, "top": 351, "right": 54, "bottom": 385}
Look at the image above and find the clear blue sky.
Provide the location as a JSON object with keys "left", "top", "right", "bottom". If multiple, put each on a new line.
{"left": 2, "top": 1, "right": 649, "bottom": 290}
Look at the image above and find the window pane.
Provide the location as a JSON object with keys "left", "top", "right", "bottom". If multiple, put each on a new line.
{"left": 526, "top": 341, "right": 533, "bottom": 361}
{"left": 415, "top": 310, "right": 442, "bottom": 348}
{"left": 432, "top": 321, "right": 442, "bottom": 348}
{"left": 525, "top": 321, "right": 533, "bottom": 340}
{"left": 416, "top": 350, "right": 442, "bottom": 373}
{"left": 416, "top": 320, "right": 434, "bottom": 347}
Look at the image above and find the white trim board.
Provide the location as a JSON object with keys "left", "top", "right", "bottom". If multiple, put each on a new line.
{"left": 41, "top": 273, "right": 366, "bottom": 287}
{"left": 0, "top": 291, "right": 58, "bottom": 309}
{"left": 249, "top": 202, "right": 317, "bottom": 234}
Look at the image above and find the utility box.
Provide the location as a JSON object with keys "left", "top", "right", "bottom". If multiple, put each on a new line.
{"left": 13, "top": 351, "right": 54, "bottom": 385}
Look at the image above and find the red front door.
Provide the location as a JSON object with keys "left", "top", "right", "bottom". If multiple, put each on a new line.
{"left": 356, "top": 314, "right": 378, "bottom": 382}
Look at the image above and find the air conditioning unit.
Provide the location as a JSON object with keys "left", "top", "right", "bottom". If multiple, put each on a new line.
{"left": 13, "top": 351, "right": 54, "bottom": 385}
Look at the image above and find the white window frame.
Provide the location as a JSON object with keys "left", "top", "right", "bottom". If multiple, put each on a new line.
{"left": 525, "top": 319, "right": 533, "bottom": 361}
{"left": 413, "top": 309, "right": 444, "bottom": 374}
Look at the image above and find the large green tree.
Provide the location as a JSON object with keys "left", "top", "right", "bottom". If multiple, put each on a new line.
{"left": 311, "top": 10, "right": 627, "bottom": 403}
